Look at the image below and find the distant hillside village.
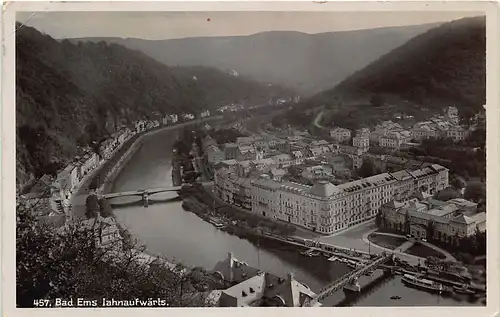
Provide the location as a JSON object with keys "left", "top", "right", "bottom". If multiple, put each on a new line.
{"left": 202, "top": 105, "right": 485, "bottom": 242}
{"left": 328, "top": 106, "right": 485, "bottom": 151}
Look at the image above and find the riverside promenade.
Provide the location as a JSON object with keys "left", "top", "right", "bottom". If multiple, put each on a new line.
{"left": 70, "top": 116, "right": 223, "bottom": 222}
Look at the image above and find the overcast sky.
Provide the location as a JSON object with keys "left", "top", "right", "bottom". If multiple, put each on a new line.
{"left": 16, "top": 11, "right": 482, "bottom": 40}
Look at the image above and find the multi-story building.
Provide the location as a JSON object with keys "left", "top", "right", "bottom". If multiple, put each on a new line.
{"left": 57, "top": 164, "right": 79, "bottom": 193}
{"left": 224, "top": 143, "right": 239, "bottom": 160}
{"left": 270, "top": 154, "right": 294, "bottom": 168}
{"left": 444, "top": 106, "right": 460, "bottom": 124}
{"left": 251, "top": 177, "right": 282, "bottom": 219}
{"left": 291, "top": 151, "right": 305, "bottom": 165}
{"left": 379, "top": 131, "right": 412, "bottom": 150}
{"left": 80, "top": 152, "right": 99, "bottom": 177}
{"left": 206, "top": 145, "right": 226, "bottom": 164}
{"left": 352, "top": 135, "right": 370, "bottom": 153}
{"left": 274, "top": 140, "right": 291, "bottom": 153}
{"left": 380, "top": 196, "right": 485, "bottom": 244}
{"left": 329, "top": 127, "right": 351, "bottom": 143}
{"left": 446, "top": 126, "right": 470, "bottom": 142}
{"left": 237, "top": 145, "right": 264, "bottom": 161}
{"left": 213, "top": 164, "right": 449, "bottom": 235}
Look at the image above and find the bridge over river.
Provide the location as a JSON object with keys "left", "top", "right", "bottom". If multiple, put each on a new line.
{"left": 102, "top": 181, "right": 213, "bottom": 200}
{"left": 303, "top": 253, "right": 394, "bottom": 307}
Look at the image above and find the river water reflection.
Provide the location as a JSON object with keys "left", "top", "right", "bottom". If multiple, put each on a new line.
{"left": 109, "top": 128, "right": 482, "bottom": 307}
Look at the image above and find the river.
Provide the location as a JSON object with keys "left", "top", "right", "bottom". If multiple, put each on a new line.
{"left": 108, "top": 127, "right": 482, "bottom": 307}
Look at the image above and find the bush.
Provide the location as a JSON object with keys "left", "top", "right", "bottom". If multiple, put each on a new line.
{"left": 16, "top": 201, "right": 206, "bottom": 307}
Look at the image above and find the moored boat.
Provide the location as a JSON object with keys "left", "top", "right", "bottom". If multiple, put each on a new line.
{"left": 453, "top": 284, "right": 476, "bottom": 295}
{"left": 327, "top": 256, "right": 339, "bottom": 262}
{"left": 301, "top": 250, "right": 320, "bottom": 257}
{"left": 401, "top": 274, "right": 444, "bottom": 294}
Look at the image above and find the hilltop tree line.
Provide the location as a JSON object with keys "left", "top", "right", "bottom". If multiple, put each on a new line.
{"left": 334, "top": 17, "right": 486, "bottom": 112}
{"left": 16, "top": 24, "right": 292, "bottom": 185}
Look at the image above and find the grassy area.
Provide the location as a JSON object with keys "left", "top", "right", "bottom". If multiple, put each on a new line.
{"left": 404, "top": 243, "right": 446, "bottom": 259}
{"left": 368, "top": 233, "right": 407, "bottom": 250}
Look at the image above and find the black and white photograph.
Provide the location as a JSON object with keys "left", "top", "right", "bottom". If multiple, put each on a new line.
{"left": 2, "top": 1, "right": 498, "bottom": 314}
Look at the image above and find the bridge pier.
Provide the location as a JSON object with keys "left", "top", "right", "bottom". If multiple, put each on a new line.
{"left": 343, "top": 277, "right": 361, "bottom": 293}
{"left": 142, "top": 191, "right": 149, "bottom": 207}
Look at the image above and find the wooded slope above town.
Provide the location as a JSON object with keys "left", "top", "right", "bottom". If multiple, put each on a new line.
{"left": 16, "top": 24, "right": 290, "bottom": 183}
{"left": 311, "top": 16, "right": 486, "bottom": 111}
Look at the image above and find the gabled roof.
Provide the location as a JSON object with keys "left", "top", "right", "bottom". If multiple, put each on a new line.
{"left": 212, "top": 253, "right": 260, "bottom": 283}
{"left": 265, "top": 273, "right": 316, "bottom": 307}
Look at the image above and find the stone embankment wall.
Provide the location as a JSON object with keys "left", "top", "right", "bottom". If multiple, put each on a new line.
{"left": 99, "top": 135, "right": 146, "bottom": 195}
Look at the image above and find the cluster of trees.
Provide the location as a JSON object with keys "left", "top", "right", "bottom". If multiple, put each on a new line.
{"left": 208, "top": 128, "right": 246, "bottom": 145}
{"left": 358, "top": 158, "right": 378, "bottom": 178}
{"left": 16, "top": 201, "right": 220, "bottom": 308}
{"left": 272, "top": 108, "right": 314, "bottom": 128}
{"left": 416, "top": 137, "right": 486, "bottom": 180}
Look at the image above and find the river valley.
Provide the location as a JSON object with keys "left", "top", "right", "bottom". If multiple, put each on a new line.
{"left": 108, "top": 127, "right": 483, "bottom": 307}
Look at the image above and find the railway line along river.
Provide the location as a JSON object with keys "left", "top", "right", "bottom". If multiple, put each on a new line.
{"left": 107, "top": 127, "right": 482, "bottom": 307}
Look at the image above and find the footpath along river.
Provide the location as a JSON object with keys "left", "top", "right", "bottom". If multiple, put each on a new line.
{"left": 108, "top": 127, "right": 481, "bottom": 307}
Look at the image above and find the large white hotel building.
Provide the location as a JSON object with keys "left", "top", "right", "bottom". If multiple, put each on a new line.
{"left": 213, "top": 164, "right": 449, "bottom": 234}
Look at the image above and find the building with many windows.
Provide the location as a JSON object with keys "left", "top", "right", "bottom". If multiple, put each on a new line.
{"left": 379, "top": 196, "right": 485, "bottom": 245}
{"left": 213, "top": 164, "right": 449, "bottom": 234}
{"left": 352, "top": 135, "right": 370, "bottom": 153}
{"left": 329, "top": 127, "right": 352, "bottom": 143}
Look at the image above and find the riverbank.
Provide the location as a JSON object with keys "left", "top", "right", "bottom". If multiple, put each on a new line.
{"left": 90, "top": 116, "right": 227, "bottom": 305}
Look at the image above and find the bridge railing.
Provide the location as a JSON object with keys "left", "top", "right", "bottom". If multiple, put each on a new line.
{"left": 307, "top": 253, "right": 392, "bottom": 305}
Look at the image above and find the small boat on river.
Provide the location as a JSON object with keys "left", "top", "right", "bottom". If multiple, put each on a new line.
{"left": 453, "top": 284, "right": 476, "bottom": 295}
{"left": 301, "top": 250, "right": 320, "bottom": 257}
{"left": 208, "top": 218, "right": 226, "bottom": 228}
{"left": 401, "top": 274, "right": 444, "bottom": 294}
{"left": 390, "top": 295, "right": 401, "bottom": 300}
{"left": 328, "top": 256, "right": 339, "bottom": 262}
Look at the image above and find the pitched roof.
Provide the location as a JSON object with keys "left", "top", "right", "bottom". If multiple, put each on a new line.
{"left": 470, "top": 212, "right": 486, "bottom": 224}
{"left": 264, "top": 272, "right": 316, "bottom": 307}
{"left": 212, "top": 253, "right": 260, "bottom": 283}
{"left": 451, "top": 214, "right": 475, "bottom": 225}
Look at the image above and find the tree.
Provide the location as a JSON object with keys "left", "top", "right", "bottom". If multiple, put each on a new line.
{"left": 359, "top": 158, "right": 376, "bottom": 178}
{"left": 450, "top": 175, "right": 467, "bottom": 190}
{"left": 426, "top": 220, "right": 435, "bottom": 241}
{"left": 86, "top": 194, "right": 100, "bottom": 219}
{"left": 464, "top": 183, "right": 486, "bottom": 202}
{"left": 16, "top": 201, "right": 207, "bottom": 308}
{"left": 404, "top": 210, "right": 411, "bottom": 234}
{"left": 375, "top": 211, "right": 383, "bottom": 228}
{"left": 434, "top": 187, "right": 462, "bottom": 201}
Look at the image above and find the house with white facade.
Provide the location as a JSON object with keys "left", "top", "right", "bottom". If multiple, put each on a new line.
{"left": 446, "top": 125, "right": 470, "bottom": 142}
{"left": 379, "top": 131, "right": 412, "bottom": 150}
{"left": 329, "top": 127, "right": 351, "bottom": 143}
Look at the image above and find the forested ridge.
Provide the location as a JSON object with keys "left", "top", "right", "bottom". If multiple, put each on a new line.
{"left": 309, "top": 16, "right": 486, "bottom": 111}
{"left": 16, "top": 24, "right": 291, "bottom": 185}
